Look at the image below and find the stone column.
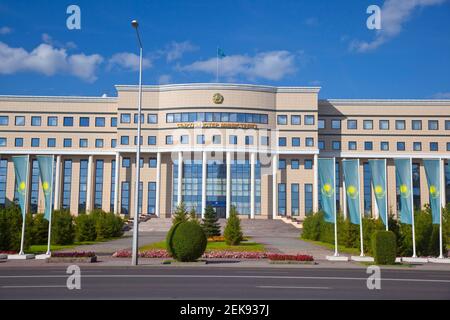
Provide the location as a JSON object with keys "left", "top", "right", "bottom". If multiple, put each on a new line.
{"left": 155, "top": 152, "right": 161, "bottom": 217}
{"left": 226, "top": 151, "right": 231, "bottom": 219}
{"left": 201, "top": 151, "right": 207, "bottom": 219}
{"left": 53, "top": 155, "right": 62, "bottom": 210}
{"left": 250, "top": 152, "right": 256, "bottom": 219}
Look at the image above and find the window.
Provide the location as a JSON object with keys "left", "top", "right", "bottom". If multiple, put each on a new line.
{"left": 64, "top": 138, "right": 72, "bottom": 148}
{"left": 111, "top": 139, "right": 117, "bottom": 148}
{"left": 134, "top": 136, "right": 143, "bottom": 146}
{"left": 0, "top": 159, "right": 7, "bottom": 206}
{"left": 15, "top": 138, "right": 23, "bottom": 147}
{"left": 332, "top": 141, "right": 341, "bottom": 150}
{"left": 47, "top": 116, "right": 58, "bottom": 126}
{"left": 291, "top": 160, "right": 299, "bottom": 170}
{"left": 0, "top": 138, "right": 6, "bottom": 147}
{"left": 447, "top": 142, "right": 450, "bottom": 151}
{"left": 396, "top": 120, "right": 406, "bottom": 130}
{"left": 277, "top": 115, "right": 287, "bottom": 125}
{"left": 148, "top": 136, "right": 156, "bottom": 145}
{"left": 29, "top": 160, "right": 39, "bottom": 214}
{"left": 121, "top": 136, "right": 129, "bottom": 145}
{"left": 110, "top": 160, "right": 116, "bottom": 212}
{"left": 305, "top": 115, "right": 315, "bottom": 125}
{"left": 331, "top": 119, "right": 341, "bottom": 129}
{"left": 363, "top": 120, "right": 373, "bottom": 130}
{"left": 292, "top": 137, "right": 300, "bottom": 147}
{"left": 260, "top": 136, "right": 269, "bottom": 146}
{"left": 212, "top": 135, "right": 221, "bottom": 144}
{"left": 413, "top": 142, "right": 422, "bottom": 151}
{"left": 229, "top": 135, "right": 237, "bottom": 144}
{"left": 95, "top": 117, "right": 105, "bottom": 127}
{"left": 62, "top": 160, "right": 72, "bottom": 209}
{"left": 79, "top": 117, "right": 90, "bottom": 127}
{"left": 278, "top": 137, "right": 287, "bottom": 147}
{"left": 305, "top": 137, "right": 314, "bottom": 147}
{"left": 446, "top": 120, "right": 450, "bottom": 130}
{"left": 149, "top": 158, "right": 157, "bottom": 168}
{"left": 148, "top": 182, "right": 157, "bottom": 214}
{"left": 166, "top": 112, "right": 268, "bottom": 124}
{"left": 31, "top": 138, "right": 40, "bottom": 147}
{"left": 364, "top": 141, "right": 373, "bottom": 150}
{"left": 318, "top": 119, "right": 325, "bottom": 129}
{"left": 79, "top": 139, "right": 88, "bottom": 148}
{"left": 121, "top": 182, "right": 130, "bottom": 214}
{"left": 397, "top": 142, "right": 405, "bottom": 151}
{"left": 120, "top": 113, "right": 131, "bottom": 123}
{"left": 304, "top": 159, "right": 313, "bottom": 170}
{"left": 428, "top": 120, "right": 439, "bottom": 130}
{"left": 318, "top": 140, "right": 325, "bottom": 150}
{"left": 180, "top": 135, "right": 189, "bottom": 144}
{"left": 430, "top": 142, "right": 439, "bottom": 151}
{"left": 348, "top": 141, "right": 357, "bottom": 150}
{"left": 166, "top": 135, "right": 173, "bottom": 145}
{"left": 278, "top": 184, "right": 286, "bottom": 216}
{"left": 47, "top": 138, "right": 56, "bottom": 148}
{"left": 278, "top": 159, "right": 286, "bottom": 170}
{"left": 347, "top": 120, "right": 357, "bottom": 130}
{"left": 63, "top": 117, "right": 73, "bottom": 127}
{"left": 148, "top": 114, "right": 157, "bottom": 124}
{"left": 363, "top": 162, "right": 372, "bottom": 216}
{"left": 31, "top": 116, "right": 41, "bottom": 126}
{"left": 381, "top": 141, "right": 389, "bottom": 151}
{"left": 0, "top": 116, "right": 8, "bottom": 126}
{"left": 291, "top": 115, "right": 301, "bottom": 125}
{"left": 94, "top": 160, "right": 104, "bottom": 209}
{"left": 412, "top": 120, "right": 422, "bottom": 130}
{"left": 122, "top": 158, "right": 131, "bottom": 168}
{"left": 15, "top": 116, "right": 25, "bottom": 126}
{"left": 78, "top": 159, "right": 88, "bottom": 213}
{"left": 305, "top": 184, "right": 313, "bottom": 215}
{"left": 95, "top": 139, "right": 104, "bottom": 148}
{"left": 412, "top": 163, "right": 421, "bottom": 211}
{"left": 245, "top": 136, "right": 253, "bottom": 145}
{"left": 134, "top": 114, "right": 144, "bottom": 124}
{"left": 111, "top": 117, "right": 117, "bottom": 127}
{"left": 291, "top": 184, "right": 300, "bottom": 216}
{"left": 379, "top": 120, "right": 389, "bottom": 130}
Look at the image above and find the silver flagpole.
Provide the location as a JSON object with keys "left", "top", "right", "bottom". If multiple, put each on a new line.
{"left": 19, "top": 155, "right": 30, "bottom": 256}
{"left": 439, "top": 158, "right": 443, "bottom": 259}
{"left": 358, "top": 159, "right": 364, "bottom": 257}
{"left": 46, "top": 155, "right": 55, "bottom": 256}
{"left": 333, "top": 158, "right": 338, "bottom": 257}
{"left": 385, "top": 158, "right": 388, "bottom": 231}
{"left": 410, "top": 158, "right": 417, "bottom": 258}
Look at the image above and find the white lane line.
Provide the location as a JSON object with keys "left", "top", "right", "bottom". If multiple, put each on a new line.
{"left": 257, "top": 286, "right": 331, "bottom": 290}
{"left": 2, "top": 285, "right": 67, "bottom": 289}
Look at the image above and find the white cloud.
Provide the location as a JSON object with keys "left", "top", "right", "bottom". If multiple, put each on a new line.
{"left": 0, "top": 41, "right": 103, "bottom": 82}
{"left": 350, "top": 0, "right": 447, "bottom": 52}
{"left": 165, "top": 41, "right": 198, "bottom": 62}
{"left": 108, "top": 52, "right": 152, "bottom": 71}
{"left": 0, "top": 26, "right": 12, "bottom": 35}
{"left": 158, "top": 74, "right": 172, "bottom": 84}
{"left": 432, "top": 92, "right": 450, "bottom": 99}
{"left": 42, "top": 33, "right": 77, "bottom": 50}
{"left": 179, "top": 51, "right": 297, "bottom": 81}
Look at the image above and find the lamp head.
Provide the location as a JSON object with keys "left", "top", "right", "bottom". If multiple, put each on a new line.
{"left": 131, "top": 20, "right": 139, "bottom": 29}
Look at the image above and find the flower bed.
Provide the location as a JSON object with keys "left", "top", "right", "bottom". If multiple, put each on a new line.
{"left": 51, "top": 251, "right": 96, "bottom": 258}
{"left": 267, "top": 254, "right": 314, "bottom": 262}
{"left": 0, "top": 251, "right": 17, "bottom": 255}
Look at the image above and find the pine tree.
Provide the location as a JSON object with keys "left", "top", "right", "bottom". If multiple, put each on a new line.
{"left": 172, "top": 202, "right": 188, "bottom": 225}
{"left": 224, "top": 206, "right": 243, "bottom": 245}
{"left": 189, "top": 207, "right": 200, "bottom": 225}
{"left": 201, "top": 205, "right": 221, "bottom": 238}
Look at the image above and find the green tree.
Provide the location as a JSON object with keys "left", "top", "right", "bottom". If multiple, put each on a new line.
{"left": 189, "top": 208, "right": 200, "bottom": 225}
{"left": 201, "top": 205, "right": 221, "bottom": 237}
{"left": 172, "top": 202, "right": 188, "bottom": 225}
{"left": 224, "top": 206, "right": 243, "bottom": 245}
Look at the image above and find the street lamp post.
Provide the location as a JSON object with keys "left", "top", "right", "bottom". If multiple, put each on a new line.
{"left": 131, "top": 19, "right": 143, "bottom": 266}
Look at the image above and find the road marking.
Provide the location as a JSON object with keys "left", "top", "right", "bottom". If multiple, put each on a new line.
{"left": 257, "top": 286, "right": 331, "bottom": 290}
{"left": 2, "top": 285, "right": 67, "bottom": 289}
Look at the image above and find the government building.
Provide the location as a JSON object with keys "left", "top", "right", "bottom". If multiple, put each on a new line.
{"left": 0, "top": 83, "right": 449, "bottom": 221}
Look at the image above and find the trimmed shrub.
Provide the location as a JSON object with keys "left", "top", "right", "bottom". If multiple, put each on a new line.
{"left": 224, "top": 206, "right": 243, "bottom": 246}
{"left": 301, "top": 212, "right": 323, "bottom": 241}
{"left": 51, "top": 210, "right": 75, "bottom": 245}
{"left": 75, "top": 214, "right": 96, "bottom": 242}
{"left": 93, "top": 210, "right": 124, "bottom": 241}
{"left": 166, "top": 221, "right": 207, "bottom": 262}
{"left": 0, "top": 205, "right": 23, "bottom": 251}
{"left": 31, "top": 213, "right": 49, "bottom": 245}
{"left": 201, "top": 205, "right": 221, "bottom": 237}
{"left": 372, "top": 231, "right": 397, "bottom": 265}
{"left": 172, "top": 202, "right": 188, "bottom": 225}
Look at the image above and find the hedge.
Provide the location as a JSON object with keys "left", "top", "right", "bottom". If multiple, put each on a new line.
{"left": 372, "top": 231, "right": 397, "bottom": 265}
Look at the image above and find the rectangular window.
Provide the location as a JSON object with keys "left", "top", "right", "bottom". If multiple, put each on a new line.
{"left": 62, "top": 160, "right": 72, "bottom": 210}
{"left": 148, "top": 182, "right": 157, "bottom": 214}
{"left": 292, "top": 137, "right": 300, "bottom": 147}
{"left": 95, "top": 139, "right": 104, "bottom": 148}
{"left": 430, "top": 142, "right": 439, "bottom": 151}
{"left": 348, "top": 141, "right": 357, "bottom": 150}
{"left": 229, "top": 135, "right": 237, "bottom": 145}
{"left": 379, "top": 120, "right": 389, "bottom": 130}
{"left": 277, "top": 115, "right": 287, "bottom": 125}
{"left": 318, "top": 140, "right": 325, "bottom": 150}
{"left": 148, "top": 114, "right": 157, "bottom": 124}
{"left": 30, "top": 160, "right": 40, "bottom": 214}
{"left": 304, "top": 159, "right": 313, "bottom": 170}
{"left": 305, "top": 137, "right": 314, "bottom": 147}
{"left": 31, "top": 116, "right": 41, "bottom": 126}
{"left": 278, "top": 183, "right": 286, "bottom": 216}
{"left": 111, "top": 139, "right": 117, "bottom": 148}
{"left": 64, "top": 138, "right": 72, "bottom": 148}
{"left": 413, "top": 142, "right": 422, "bottom": 151}
{"left": 95, "top": 117, "right": 105, "bottom": 127}
{"left": 363, "top": 120, "right": 373, "bottom": 130}
{"left": 148, "top": 136, "right": 156, "bottom": 145}
{"left": 78, "top": 159, "right": 88, "bottom": 213}
{"left": 291, "top": 115, "right": 301, "bottom": 125}
{"left": 381, "top": 141, "right": 389, "bottom": 151}
{"left": 196, "top": 135, "right": 205, "bottom": 145}
{"left": 166, "top": 135, "right": 173, "bottom": 145}
{"left": 291, "top": 159, "right": 299, "bottom": 170}
{"left": 15, "top": 116, "right": 25, "bottom": 126}
{"left": 347, "top": 120, "right": 357, "bottom": 130}
{"left": 94, "top": 160, "right": 104, "bottom": 209}
{"left": 446, "top": 120, "right": 450, "bottom": 130}
{"left": 0, "top": 138, "right": 6, "bottom": 147}
{"left": 305, "top": 184, "right": 313, "bottom": 215}
{"left": 110, "top": 160, "right": 116, "bottom": 212}
{"left": 0, "top": 116, "right": 8, "bottom": 126}
{"left": 304, "top": 115, "right": 315, "bottom": 125}
{"left": 47, "top": 116, "right": 58, "bottom": 126}
{"left": 121, "top": 182, "right": 130, "bottom": 214}
{"left": 63, "top": 117, "right": 73, "bottom": 127}
{"left": 332, "top": 141, "right": 341, "bottom": 150}
{"left": 260, "top": 136, "right": 269, "bottom": 146}
{"left": 149, "top": 158, "right": 157, "bottom": 168}
{"left": 213, "top": 135, "right": 221, "bottom": 144}
{"left": 447, "top": 142, "right": 450, "bottom": 151}
{"left": 412, "top": 120, "right": 422, "bottom": 130}
{"left": 111, "top": 117, "right": 117, "bottom": 127}
{"left": 134, "top": 114, "right": 144, "bottom": 124}
{"left": 120, "top": 114, "right": 131, "bottom": 123}
{"left": 364, "top": 141, "right": 373, "bottom": 150}
{"left": 278, "top": 137, "right": 287, "bottom": 147}
{"left": 47, "top": 138, "right": 56, "bottom": 148}
{"left": 318, "top": 119, "right": 325, "bottom": 129}
{"left": 15, "top": 138, "right": 23, "bottom": 147}
{"left": 121, "top": 136, "right": 129, "bottom": 145}
{"left": 397, "top": 142, "right": 406, "bottom": 151}
{"left": 412, "top": 163, "right": 421, "bottom": 211}
{"left": 291, "top": 184, "right": 300, "bottom": 216}
{"left": 396, "top": 120, "right": 406, "bottom": 130}
{"left": 31, "top": 138, "right": 40, "bottom": 147}
{"left": 122, "top": 157, "right": 131, "bottom": 168}
{"left": 245, "top": 136, "right": 253, "bottom": 145}
{"left": 180, "top": 135, "right": 189, "bottom": 144}
{"left": 79, "top": 139, "right": 88, "bottom": 148}
{"left": 79, "top": 117, "right": 90, "bottom": 127}
{"left": 363, "top": 162, "right": 372, "bottom": 216}
{"left": 428, "top": 120, "right": 439, "bottom": 130}
{"left": 331, "top": 119, "right": 341, "bottom": 129}
{"left": 0, "top": 159, "right": 7, "bottom": 206}
{"left": 278, "top": 159, "right": 286, "bottom": 170}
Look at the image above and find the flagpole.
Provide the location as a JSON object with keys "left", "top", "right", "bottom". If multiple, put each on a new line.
{"left": 333, "top": 158, "right": 338, "bottom": 257}
{"left": 46, "top": 155, "right": 55, "bottom": 256}
{"left": 384, "top": 158, "right": 388, "bottom": 231}
{"left": 19, "top": 155, "right": 30, "bottom": 256}
{"left": 358, "top": 159, "right": 364, "bottom": 257}
{"left": 439, "top": 158, "right": 443, "bottom": 259}
{"left": 410, "top": 158, "right": 417, "bottom": 258}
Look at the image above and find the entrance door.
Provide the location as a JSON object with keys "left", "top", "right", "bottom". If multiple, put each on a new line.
{"left": 207, "top": 199, "right": 226, "bottom": 218}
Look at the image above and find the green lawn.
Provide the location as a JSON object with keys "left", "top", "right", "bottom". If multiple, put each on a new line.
{"left": 139, "top": 240, "right": 265, "bottom": 252}
{"left": 301, "top": 238, "right": 361, "bottom": 255}
{"left": 28, "top": 237, "right": 124, "bottom": 254}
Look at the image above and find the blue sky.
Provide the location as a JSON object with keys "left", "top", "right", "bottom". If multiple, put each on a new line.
{"left": 0, "top": 0, "right": 449, "bottom": 99}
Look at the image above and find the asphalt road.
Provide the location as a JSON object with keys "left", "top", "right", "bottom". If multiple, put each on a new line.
{"left": 0, "top": 266, "right": 449, "bottom": 300}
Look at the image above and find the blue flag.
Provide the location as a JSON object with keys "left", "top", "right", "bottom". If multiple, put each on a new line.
{"left": 369, "top": 159, "right": 388, "bottom": 226}
{"left": 318, "top": 158, "right": 336, "bottom": 223}
{"left": 343, "top": 159, "right": 361, "bottom": 225}
{"left": 12, "top": 156, "right": 29, "bottom": 217}
{"left": 217, "top": 48, "right": 226, "bottom": 58}
{"left": 395, "top": 159, "right": 413, "bottom": 224}
{"left": 423, "top": 159, "right": 441, "bottom": 225}
{"left": 37, "top": 156, "right": 54, "bottom": 221}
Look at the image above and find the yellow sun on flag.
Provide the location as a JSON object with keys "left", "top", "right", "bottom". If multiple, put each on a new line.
{"left": 323, "top": 184, "right": 332, "bottom": 192}
{"left": 42, "top": 181, "right": 49, "bottom": 191}
{"left": 375, "top": 185, "right": 383, "bottom": 194}
{"left": 19, "top": 181, "right": 26, "bottom": 191}
{"left": 400, "top": 184, "right": 408, "bottom": 194}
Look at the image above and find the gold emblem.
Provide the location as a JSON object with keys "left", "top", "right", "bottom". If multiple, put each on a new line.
{"left": 213, "top": 93, "right": 224, "bottom": 104}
